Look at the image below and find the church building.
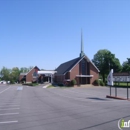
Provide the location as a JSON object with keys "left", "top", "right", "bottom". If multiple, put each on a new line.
{"left": 54, "top": 32, "right": 100, "bottom": 85}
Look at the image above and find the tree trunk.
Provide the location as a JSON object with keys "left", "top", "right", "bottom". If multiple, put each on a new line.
{"left": 102, "top": 74, "right": 105, "bottom": 83}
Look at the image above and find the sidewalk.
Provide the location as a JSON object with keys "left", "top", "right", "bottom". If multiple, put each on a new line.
{"left": 43, "top": 83, "right": 51, "bottom": 88}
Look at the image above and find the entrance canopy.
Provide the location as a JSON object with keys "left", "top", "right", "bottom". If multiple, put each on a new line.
{"left": 76, "top": 75, "right": 93, "bottom": 77}
{"left": 37, "top": 71, "right": 57, "bottom": 84}
{"left": 38, "top": 70, "right": 57, "bottom": 75}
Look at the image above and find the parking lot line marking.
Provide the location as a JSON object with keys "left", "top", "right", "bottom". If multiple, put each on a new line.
{"left": 0, "top": 103, "right": 20, "bottom": 105}
{"left": 0, "top": 105, "right": 20, "bottom": 107}
{"left": 0, "top": 121, "right": 18, "bottom": 124}
{"left": 0, "top": 108, "right": 20, "bottom": 110}
{"left": 0, "top": 113, "right": 19, "bottom": 116}
{"left": 17, "top": 86, "right": 23, "bottom": 90}
{"left": 0, "top": 86, "right": 11, "bottom": 94}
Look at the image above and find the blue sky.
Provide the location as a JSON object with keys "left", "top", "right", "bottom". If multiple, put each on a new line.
{"left": 0, "top": 0, "right": 130, "bottom": 70}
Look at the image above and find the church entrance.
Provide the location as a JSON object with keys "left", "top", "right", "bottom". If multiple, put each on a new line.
{"left": 80, "top": 77, "right": 86, "bottom": 84}
{"left": 81, "top": 77, "right": 87, "bottom": 84}
{"left": 78, "top": 77, "right": 90, "bottom": 85}
{"left": 38, "top": 75, "right": 51, "bottom": 83}
{"left": 37, "top": 70, "right": 57, "bottom": 84}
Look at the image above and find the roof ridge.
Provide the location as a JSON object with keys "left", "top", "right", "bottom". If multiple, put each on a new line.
{"left": 55, "top": 57, "right": 81, "bottom": 74}
{"left": 60, "top": 57, "right": 80, "bottom": 65}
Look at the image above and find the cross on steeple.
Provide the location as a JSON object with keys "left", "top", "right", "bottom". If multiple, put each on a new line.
{"left": 80, "top": 29, "right": 85, "bottom": 57}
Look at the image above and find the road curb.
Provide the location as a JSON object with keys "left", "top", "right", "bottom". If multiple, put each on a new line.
{"left": 106, "top": 95, "right": 130, "bottom": 101}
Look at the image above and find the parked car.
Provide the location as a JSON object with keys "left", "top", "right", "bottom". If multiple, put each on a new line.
{"left": 0, "top": 81, "right": 7, "bottom": 84}
{"left": 7, "top": 81, "right": 10, "bottom": 84}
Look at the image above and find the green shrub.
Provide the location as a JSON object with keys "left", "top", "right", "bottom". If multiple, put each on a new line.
{"left": 99, "top": 80, "right": 105, "bottom": 86}
{"left": 58, "top": 83, "right": 64, "bottom": 86}
{"left": 71, "top": 79, "right": 77, "bottom": 86}
{"left": 104, "top": 80, "right": 107, "bottom": 85}
{"left": 10, "top": 80, "right": 15, "bottom": 84}
{"left": 94, "top": 79, "right": 100, "bottom": 86}
{"left": 22, "top": 83, "right": 38, "bottom": 86}
{"left": 32, "top": 83, "right": 39, "bottom": 86}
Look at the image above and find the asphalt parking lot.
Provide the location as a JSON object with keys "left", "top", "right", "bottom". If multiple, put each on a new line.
{"left": 0, "top": 84, "right": 130, "bottom": 130}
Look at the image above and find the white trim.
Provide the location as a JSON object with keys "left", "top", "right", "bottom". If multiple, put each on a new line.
{"left": 0, "top": 86, "right": 11, "bottom": 94}
{"left": 64, "top": 55, "right": 100, "bottom": 75}
{"left": 84, "top": 55, "right": 100, "bottom": 72}
{"left": 20, "top": 66, "right": 40, "bottom": 76}
{"left": 27, "top": 66, "right": 37, "bottom": 75}
{"left": 38, "top": 70, "right": 57, "bottom": 75}
{"left": 76, "top": 75, "right": 93, "bottom": 77}
{"left": 20, "top": 73, "right": 27, "bottom": 76}
{"left": 64, "top": 56, "right": 85, "bottom": 75}
{"left": 26, "top": 66, "right": 40, "bottom": 76}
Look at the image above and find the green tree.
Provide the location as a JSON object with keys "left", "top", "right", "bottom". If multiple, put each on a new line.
{"left": 71, "top": 79, "right": 77, "bottom": 86}
{"left": 20, "top": 67, "right": 28, "bottom": 73}
{"left": 20, "top": 66, "right": 33, "bottom": 73}
{"left": 127, "top": 58, "right": 130, "bottom": 65}
{"left": 28, "top": 66, "right": 34, "bottom": 71}
{"left": 1, "top": 66, "right": 34, "bottom": 83}
{"left": 1, "top": 67, "right": 11, "bottom": 81}
{"left": 40, "top": 69, "right": 44, "bottom": 70}
{"left": 92, "top": 49, "right": 122, "bottom": 82}
{"left": 10, "top": 67, "right": 20, "bottom": 82}
{"left": 122, "top": 58, "right": 130, "bottom": 72}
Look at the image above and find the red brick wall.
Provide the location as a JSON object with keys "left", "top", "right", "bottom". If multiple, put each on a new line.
{"left": 89, "top": 62, "right": 99, "bottom": 84}
{"left": 70, "top": 63, "right": 79, "bottom": 80}
{"left": 54, "top": 75, "right": 65, "bottom": 83}
{"left": 54, "top": 58, "right": 99, "bottom": 85}
{"left": 26, "top": 67, "right": 39, "bottom": 83}
{"left": 70, "top": 60, "right": 99, "bottom": 85}
{"left": 65, "top": 72, "right": 70, "bottom": 79}
{"left": 70, "top": 63, "right": 79, "bottom": 84}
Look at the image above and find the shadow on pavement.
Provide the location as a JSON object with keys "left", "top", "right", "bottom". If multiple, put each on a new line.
{"left": 86, "top": 97, "right": 110, "bottom": 101}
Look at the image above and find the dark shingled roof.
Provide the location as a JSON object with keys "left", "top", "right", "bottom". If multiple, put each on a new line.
{"left": 55, "top": 57, "right": 81, "bottom": 74}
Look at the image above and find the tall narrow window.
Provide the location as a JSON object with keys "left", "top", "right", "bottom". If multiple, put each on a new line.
{"left": 81, "top": 59, "right": 87, "bottom": 75}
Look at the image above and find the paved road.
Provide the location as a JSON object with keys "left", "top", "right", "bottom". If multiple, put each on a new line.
{"left": 0, "top": 85, "right": 130, "bottom": 130}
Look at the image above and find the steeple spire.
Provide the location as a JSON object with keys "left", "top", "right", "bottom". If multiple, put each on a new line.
{"left": 80, "top": 29, "right": 85, "bottom": 57}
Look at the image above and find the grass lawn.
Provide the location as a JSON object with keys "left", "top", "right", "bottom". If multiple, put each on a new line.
{"left": 114, "top": 82, "right": 130, "bottom": 87}
{"left": 47, "top": 85, "right": 55, "bottom": 88}
{"left": 22, "top": 83, "right": 39, "bottom": 86}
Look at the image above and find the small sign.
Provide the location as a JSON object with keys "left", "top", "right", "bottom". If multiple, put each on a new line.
{"left": 113, "top": 76, "right": 130, "bottom": 82}
{"left": 107, "top": 69, "right": 113, "bottom": 86}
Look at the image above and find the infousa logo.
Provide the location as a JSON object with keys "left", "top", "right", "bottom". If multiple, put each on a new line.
{"left": 118, "top": 119, "right": 130, "bottom": 130}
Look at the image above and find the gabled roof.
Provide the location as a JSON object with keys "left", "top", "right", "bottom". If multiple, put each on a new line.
{"left": 84, "top": 55, "right": 100, "bottom": 72}
{"left": 20, "top": 66, "right": 40, "bottom": 76}
{"left": 55, "top": 57, "right": 81, "bottom": 74}
{"left": 55, "top": 55, "right": 100, "bottom": 75}
{"left": 27, "top": 66, "right": 40, "bottom": 75}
